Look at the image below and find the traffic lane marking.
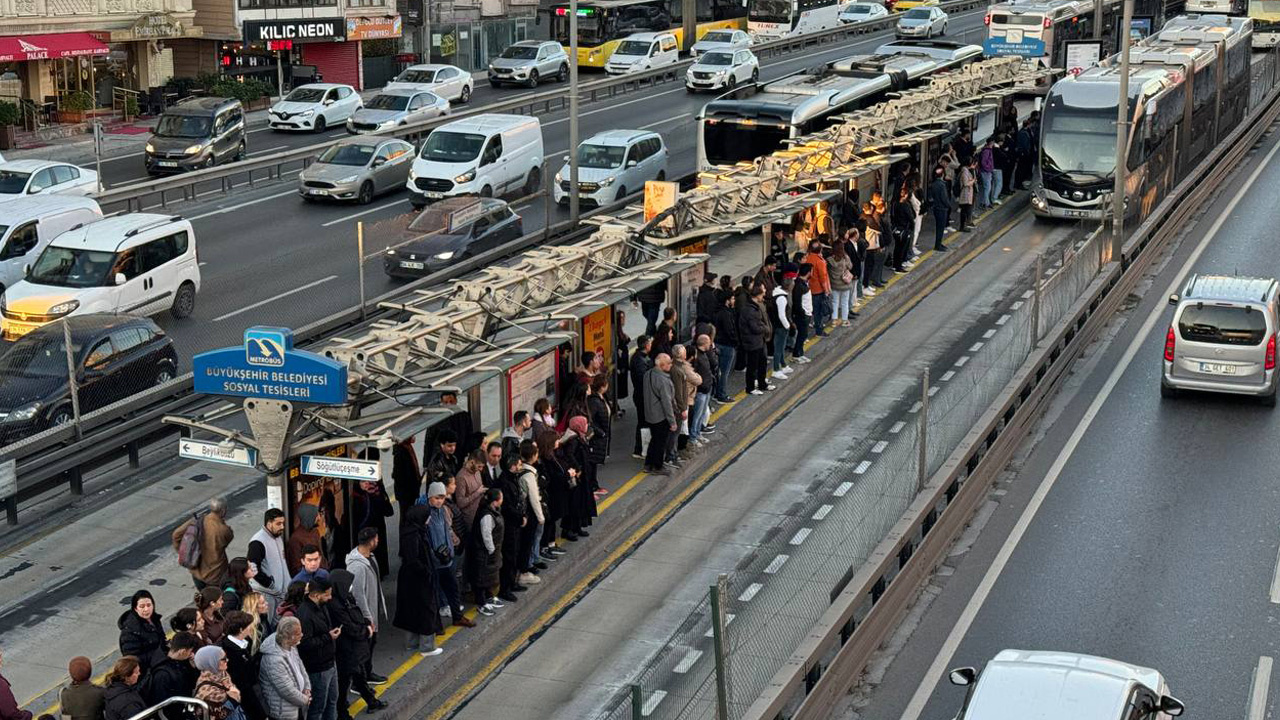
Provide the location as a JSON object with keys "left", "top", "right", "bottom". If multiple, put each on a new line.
{"left": 211, "top": 275, "right": 339, "bottom": 322}
{"left": 187, "top": 188, "right": 299, "bottom": 220}
{"left": 1249, "top": 656, "right": 1272, "bottom": 720}
{"left": 896, "top": 127, "right": 1280, "bottom": 720}
{"left": 320, "top": 198, "right": 410, "bottom": 227}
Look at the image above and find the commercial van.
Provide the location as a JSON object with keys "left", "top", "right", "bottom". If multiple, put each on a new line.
{"left": 606, "top": 32, "right": 681, "bottom": 75}
{"left": 407, "top": 114, "right": 544, "bottom": 207}
{"left": 1, "top": 214, "right": 201, "bottom": 341}
{"left": 0, "top": 196, "right": 102, "bottom": 296}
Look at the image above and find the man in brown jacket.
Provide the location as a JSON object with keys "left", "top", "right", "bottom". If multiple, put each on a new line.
{"left": 171, "top": 497, "right": 235, "bottom": 589}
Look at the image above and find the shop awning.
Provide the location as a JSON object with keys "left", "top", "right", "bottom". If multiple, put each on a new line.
{"left": 0, "top": 32, "right": 110, "bottom": 63}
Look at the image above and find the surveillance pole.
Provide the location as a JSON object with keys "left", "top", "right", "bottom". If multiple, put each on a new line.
{"left": 569, "top": 0, "right": 581, "bottom": 223}
{"left": 1111, "top": 0, "right": 1133, "bottom": 266}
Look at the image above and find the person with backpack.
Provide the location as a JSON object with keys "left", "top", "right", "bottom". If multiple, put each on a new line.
{"left": 171, "top": 498, "right": 235, "bottom": 590}
{"left": 141, "top": 632, "right": 201, "bottom": 720}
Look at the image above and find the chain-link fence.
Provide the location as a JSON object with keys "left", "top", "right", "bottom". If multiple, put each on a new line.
{"left": 592, "top": 227, "right": 1109, "bottom": 720}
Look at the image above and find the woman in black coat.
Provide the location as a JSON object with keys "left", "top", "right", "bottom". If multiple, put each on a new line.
{"left": 117, "top": 590, "right": 168, "bottom": 678}
{"left": 329, "top": 569, "right": 385, "bottom": 717}
{"left": 392, "top": 504, "right": 445, "bottom": 652}
{"left": 466, "top": 490, "right": 505, "bottom": 608}
{"left": 586, "top": 377, "right": 612, "bottom": 492}
{"left": 535, "top": 429, "right": 570, "bottom": 547}
{"left": 557, "top": 422, "right": 595, "bottom": 538}
{"left": 102, "top": 658, "right": 148, "bottom": 720}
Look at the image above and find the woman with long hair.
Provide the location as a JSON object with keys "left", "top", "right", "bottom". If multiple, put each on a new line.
{"left": 827, "top": 240, "right": 855, "bottom": 327}
{"left": 239, "top": 591, "right": 269, "bottom": 650}
{"left": 196, "top": 586, "right": 226, "bottom": 645}
{"left": 102, "top": 657, "right": 146, "bottom": 720}
{"left": 586, "top": 375, "right": 612, "bottom": 495}
{"left": 276, "top": 581, "right": 307, "bottom": 620}
{"left": 222, "top": 556, "right": 255, "bottom": 612}
{"left": 117, "top": 590, "right": 168, "bottom": 676}
{"left": 535, "top": 429, "right": 570, "bottom": 551}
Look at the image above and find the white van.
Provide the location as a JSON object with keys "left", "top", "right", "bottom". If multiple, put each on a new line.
{"left": 407, "top": 114, "right": 544, "bottom": 207}
{"left": 1, "top": 214, "right": 201, "bottom": 341}
{"left": 606, "top": 32, "right": 681, "bottom": 75}
{"left": 0, "top": 196, "right": 102, "bottom": 296}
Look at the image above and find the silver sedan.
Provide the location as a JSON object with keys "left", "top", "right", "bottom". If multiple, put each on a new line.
{"left": 896, "top": 6, "right": 948, "bottom": 37}
{"left": 346, "top": 89, "right": 449, "bottom": 135}
{"left": 299, "top": 136, "right": 417, "bottom": 204}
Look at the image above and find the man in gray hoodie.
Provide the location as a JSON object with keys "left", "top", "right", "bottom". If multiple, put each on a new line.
{"left": 642, "top": 353, "right": 678, "bottom": 475}
{"left": 344, "top": 527, "right": 388, "bottom": 684}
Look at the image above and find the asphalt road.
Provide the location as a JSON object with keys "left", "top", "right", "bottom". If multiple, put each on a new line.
{"left": 133, "top": 11, "right": 990, "bottom": 364}
{"left": 853, "top": 122, "right": 1280, "bottom": 720}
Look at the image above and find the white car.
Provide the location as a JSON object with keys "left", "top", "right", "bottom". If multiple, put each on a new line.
{"left": 386, "top": 64, "right": 474, "bottom": 104}
{"left": 839, "top": 2, "right": 889, "bottom": 22}
{"left": 690, "top": 29, "right": 752, "bottom": 57}
{"left": 0, "top": 160, "right": 98, "bottom": 201}
{"left": 686, "top": 49, "right": 760, "bottom": 92}
{"left": 554, "top": 129, "right": 668, "bottom": 207}
{"left": 896, "top": 6, "right": 948, "bottom": 37}
{"left": 606, "top": 32, "right": 680, "bottom": 75}
{"left": 268, "top": 83, "right": 361, "bottom": 133}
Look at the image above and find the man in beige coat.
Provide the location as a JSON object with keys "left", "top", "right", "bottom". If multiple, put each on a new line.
{"left": 171, "top": 497, "right": 235, "bottom": 589}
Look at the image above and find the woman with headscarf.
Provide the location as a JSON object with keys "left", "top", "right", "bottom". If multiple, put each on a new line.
{"left": 558, "top": 418, "right": 595, "bottom": 540}
{"left": 327, "top": 569, "right": 386, "bottom": 718}
{"left": 117, "top": 590, "right": 168, "bottom": 678}
{"left": 392, "top": 502, "right": 445, "bottom": 656}
{"left": 192, "top": 646, "right": 243, "bottom": 720}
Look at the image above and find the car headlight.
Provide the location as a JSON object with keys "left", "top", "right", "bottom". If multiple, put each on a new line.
{"left": 48, "top": 299, "right": 80, "bottom": 316}
{"left": 386, "top": 249, "right": 397, "bottom": 256}
{"left": 409, "top": 167, "right": 418, "bottom": 180}
{"left": 336, "top": 175, "right": 359, "bottom": 184}
{"left": 598, "top": 177, "right": 615, "bottom": 188}
{"left": 184, "top": 144, "right": 205, "bottom": 155}
{"left": 145, "top": 142, "right": 155, "bottom": 153}
{"left": 454, "top": 170, "right": 476, "bottom": 183}
{"left": 300, "top": 109, "right": 315, "bottom": 117}
{"left": 6, "top": 402, "right": 41, "bottom": 422}
{"left": 434, "top": 251, "right": 456, "bottom": 260}
{"left": 555, "top": 172, "right": 564, "bottom": 183}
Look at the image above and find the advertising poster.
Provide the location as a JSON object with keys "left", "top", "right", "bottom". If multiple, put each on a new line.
{"left": 644, "top": 180, "right": 679, "bottom": 233}
{"left": 1064, "top": 40, "right": 1103, "bottom": 77}
{"left": 582, "top": 307, "right": 614, "bottom": 367}
{"left": 287, "top": 444, "right": 349, "bottom": 566}
{"left": 507, "top": 350, "right": 559, "bottom": 424}
{"left": 679, "top": 263, "right": 704, "bottom": 336}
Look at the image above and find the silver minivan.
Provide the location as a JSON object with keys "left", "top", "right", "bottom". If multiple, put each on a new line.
{"left": 554, "top": 130, "right": 668, "bottom": 207}
{"left": 1163, "top": 274, "right": 1280, "bottom": 406}
{"left": 488, "top": 40, "right": 570, "bottom": 87}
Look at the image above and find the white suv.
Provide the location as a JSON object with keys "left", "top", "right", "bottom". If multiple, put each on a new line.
{"left": 555, "top": 130, "right": 668, "bottom": 207}
{"left": 1, "top": 214, "right": 201, "bottom": 341}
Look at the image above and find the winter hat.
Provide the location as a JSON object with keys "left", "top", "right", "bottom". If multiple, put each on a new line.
{"left": 193, "top": 646, "right": 225, "bottom": 673}
{"left": 569, "top": 416, "right": 589, "bottom": 437}
{"left": 68, "top": 657, "right": 92, "bottom": 683}
{"left": 427, "top": 481, "right": 447, "bottom": 498}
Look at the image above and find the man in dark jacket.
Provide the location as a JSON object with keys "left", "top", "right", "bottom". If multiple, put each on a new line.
{"left": 739, "top": 285, "right": 770, "bottom": 394}
{"left": 712, "top": 295, "right": 738, "bottom": 402}
{"left": 695, "top": 272, "right": 719, "bottom": 324}
{"left": 496, "top": 455, "right": 528, "bottom": 600}
{"left": 141, "top": 631, "right": 200, "bottom": 720}
{"left": 326, "top": 570, "right": 387, "bottom": 719}
{"left": 629, "top": 335, "right": 653, "bottom": 458}
{"left": 927, "top": 168, "right": 952, "bottom": 252}
{"left": 1014, "top": 121, "right": 1033, "bottom": 188}
{"left": 637, "top": 282, "right": 666, "bottom": 335}
{"left": 421, "top": 429, "right": 459, "bottom": 495}
{"left": 295, "top": 577, "right": 340, "bottom": 720}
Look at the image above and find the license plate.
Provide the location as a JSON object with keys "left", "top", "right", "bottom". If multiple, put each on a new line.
{"left": 400, "top": 261, "right": 426, "bottom": 270}
{"left": 423, "top": 191, "right": 444, "bottom": 199}
{"left": 1199, "top": 362, "right": 1237, "bottom": 375}
{"left": 158, "top": 161, "right": 178, "bottom": 167}
{"left": 308, "top": 189, "right": 327, "bottom": 195}
{"left": 1063, "top": 209, "right": 1090, "bottom": 218}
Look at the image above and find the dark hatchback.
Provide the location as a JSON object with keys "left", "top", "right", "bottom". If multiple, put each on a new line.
{"left": 0, "top": 314, "right": 178, "bottom": 445}
{"left": 383, "top": 197, "right": 523, "bottom": 279}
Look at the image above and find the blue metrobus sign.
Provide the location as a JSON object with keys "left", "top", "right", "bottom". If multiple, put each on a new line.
{"left": 982, "top": 37, "right": 1047, "bottom": 57}
{"left": 193, "top": 326, "right": 348, "bottom": 405}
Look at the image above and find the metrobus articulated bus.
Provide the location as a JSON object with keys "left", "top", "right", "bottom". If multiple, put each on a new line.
{"left": 747, "top": 0, "right": 841, "bottom": 41}
{"left": 1249, "top": 0, "right": 1280, "bottom": 46}
{"left": 984, "top": 0, "right": 1123, "bottom": 69}
{"left": 696, "top": 40, "right": 982, "bottom": 168}
{"left": 1032, "top": 14, "right": 1251, "bottom": 221}
{"left": 550, "top": 0, "right": 748, "bottom": 68}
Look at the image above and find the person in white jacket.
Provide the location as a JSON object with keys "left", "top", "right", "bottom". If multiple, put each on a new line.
{"left": 517, "top": 441, "right": 545, "bottom": 587}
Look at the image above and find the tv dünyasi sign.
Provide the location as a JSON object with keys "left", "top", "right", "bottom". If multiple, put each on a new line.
{"left": 243, "top": 18, "right": 345, "bottom": 43}
{"left": 193, "top": 326, "right": 349, "bottom": 405}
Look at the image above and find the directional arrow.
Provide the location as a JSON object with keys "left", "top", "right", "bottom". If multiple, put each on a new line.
{"left": 178, "top": 439, "right": 257, "bottom": 468}
{"left": 300, "top": 455, "right": 381, "bottom": 482}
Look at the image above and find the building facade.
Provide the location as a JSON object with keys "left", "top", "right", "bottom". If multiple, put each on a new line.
{"left": 400, "top": 0, "right": 539, "bottom": 72}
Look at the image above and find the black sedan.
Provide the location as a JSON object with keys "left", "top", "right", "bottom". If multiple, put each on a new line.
{"left": 0, "top": 314, "right": 178, "bottom": 445}
{"left": 384, "top": 197, "right": 523, "bottom": 279}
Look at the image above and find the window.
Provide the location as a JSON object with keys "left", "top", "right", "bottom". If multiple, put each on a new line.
{"left": 112, "top": 249, "right": 139, "bottom": 281}
{"left": 84, "top": 337, "right": 115, "bottom": 369}
{"left": 3, "top": 221, "right": 38, "bottom": 258}
{"left": 52, "top": 165, "right": 78, "bottom": 184}
{"left": 375, "top": 145, "right": 394, "bottom": 163}
{"left": 472, "top": 215, "right": 492, "bottom": 234}
{"left": 111, "top": 327, "right": 148, "bottom": 353}
{"left": 324, "top": 89, "right": 339, "bottom": 103}
{"left": 1178, "top": 304, "right": 1267, "bottom": 345}
{"left": 138, "top": 231, "right": 187, "bottom": 274}
{"left": 482, "top": 135, "right": 504, "bottom": 165}
{"left": 28, "top": 169, "right": 54, "bottom": 193}
{"left": 625, "top": 144, "right": 641, "bottom": 165}
{"left": 439, "top": 67, "right": 458, "bottom": 78}
{"left": 336, "top": 87, "right": 353, "bottom": 100}
{"left": 409, "top": 94, "right": 427, "bottom": 110}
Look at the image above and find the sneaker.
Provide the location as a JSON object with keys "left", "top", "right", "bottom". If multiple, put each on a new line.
{"left": 479, "top": 604, "right": 496, "bottom": 616}
{"left": 513, "top": 584, "right": 529, "bottom": 592}
{"left": 750, "top": 389, "right": 765, "bottom": 395}
{"left": 704, "top": 423, "right": 716, "bottom": 432}
{"left": 540, "top": 549, "right": 557, "bottom": 561}
{"left": 796, "top": 356, "right": 812, "bottom": 364}
{"left": 764, "top": 383, "right": 777, "bottom": 391}
{"left": 498, "top": 591, "right": 519, "bottom": 602}
{"left": 578, "top": 529, "right": 590, "bottom": 537}
{"left": 549, "top": 546, "right": 568, "bottom": 556}
{"left": 419, "top": 648, "right": 444, "bottom": 658}
{"left": 366, "top": 699, "right": 389, "bottom": 714}
{"left": 664, "top": 460, "right": 681, "bottom": 469}
{"left": 649, "top": 465, "right": 672, "bottom": 475}
{"left": 368, "top": 674, "right": 388, "bottom": 685}
{"left": 772, "top": 371, "right": 789, "bottom": 380}
{"left": 534, "top": 561, "right": 549, "bottom": 570}
{"left": 519, "top": 572, "right": 541, "bottom": 585}
{"left": 631, "top": 452, "right": 644, "bottom": 460}
{"left": 489, "top": 596, "right": 505, "bottom": 608}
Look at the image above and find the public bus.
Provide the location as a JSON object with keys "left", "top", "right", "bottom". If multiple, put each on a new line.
{"left": 1248, "top": 0, "right": 1280, "bottom": 46}
{"left": 984, "top": 0, "right": 1123, "bottom": 68}
{"left": 1032, "top": 14, "right": 1251, "bottom": 221}
{"left": 550, "top": 0, "right": 749, "bottom": 68}
{"left": 748, "top": 0, "right": 842, "bottom": 41}
{"left": 1186, "top": 0, "right": 1246, "bottom": 16}
{"left": 696, "top": 40, "right": 982, "bottom": 168}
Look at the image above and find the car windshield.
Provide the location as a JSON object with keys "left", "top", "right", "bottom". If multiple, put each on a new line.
{"left": 155, "top": 114, "right": 211, "bottom": 138}
{"left": 285, "top": 87, "right": 327, "bottom": 103}
{"left": 905, "top": 8, "right": 930, "bottom": 18}
{"left": 844, "top": 5, "right": 870, "bottom": 12}
{"left": 420, "top": 131, "right": 485, "bottom": 162}
{"left": 617, "top": 40, "right": 652, "bottom": 55}
{"left": 699, "top": 51, "right": 735, "bottom": 65}
{"left": 0, "top": 333, "right": 76, "bottom": 378}
{"left": 702, "top": 31, "right": 734, "bottom": 42}
{"left": 0, "top": 171, "right": 30, "bottom": 194}
{"left": 578, "top": 143, "right": 626, "bottom": 168}
{"left": 366, "top": 94, "right": 411, "bottom": 111}
{"left": 751, "top": 0, "right": 791, "bottom": 22}
{"left": 1179, "top": 305, "right": 1267, "bottom": 345}
{"left": 1041, "top": 108, "right": 1116, "bottom": 176}
{"left": 501, "top": 45, "right": 540, "bottom": 59}
{"left": 396, "top": 69, "right": 438, "bottom": 83}
{"left": 28, "top": 246, "right": 115, "bottom": 288}
{"left": 318, "top": 143, "right": 376, "bottom": 166}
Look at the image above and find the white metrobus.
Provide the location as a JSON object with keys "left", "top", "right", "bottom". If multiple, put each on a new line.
{"left": 1187, "top": 0, "right": 1247, "bottom": 14}
{"left": 984, "top": 0, "right": 1121, "bottom": 69}
{"left": 1249, "top": 0, "right": 1280, "bottom": 46}
{"left": 748, "top": 0, "right": 843, "bottom": 40}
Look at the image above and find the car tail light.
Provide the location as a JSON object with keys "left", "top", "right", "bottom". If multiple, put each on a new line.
{"left": 1043, "top": 16, "right": 1051, "bottom": 27}
{"left": 984, "top": 13, "right": 990, "bottom": 24}
{"left": 1164, "top": 326, "right": 1176, "bottom": 362}
{"left": 1267, "top": 334, "right": 1276, "bottom": 370}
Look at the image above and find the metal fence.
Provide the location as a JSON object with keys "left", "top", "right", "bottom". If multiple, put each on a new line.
{"left": 592, "top": 225, "right": 1109, "bottom": 720}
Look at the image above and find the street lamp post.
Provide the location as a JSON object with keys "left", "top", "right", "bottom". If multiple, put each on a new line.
{"left": 569, "top": 0, "right": 581, "bottom": 223}
{"left": 1112, "top": 0, "right": 1133, "bottom": 265}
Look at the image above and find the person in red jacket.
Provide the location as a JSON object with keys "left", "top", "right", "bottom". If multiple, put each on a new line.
{"left": 0, "top": 648, "right": 33, "bottom": 720}
{"left": 803, "top": 240, "right": 831, "bottom": 337}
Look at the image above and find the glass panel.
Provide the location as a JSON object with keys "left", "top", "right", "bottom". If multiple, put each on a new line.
{"left": 479, "top": 375, "right": 502, "bottom": 435}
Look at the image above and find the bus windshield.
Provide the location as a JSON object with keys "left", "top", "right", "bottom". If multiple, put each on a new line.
{"left": 703, "top": 122, "right": 790, "bottom": 166}
{"left": 1041, "top": 109, "right": 1116, "bottom": 176}
{"left": 1251, "top": 0, "right": 1280, "bottom": 13}
{"left": 751, "top": 0, "right": 792, "bottom": 23}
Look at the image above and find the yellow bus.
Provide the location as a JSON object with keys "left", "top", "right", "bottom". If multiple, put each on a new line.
{"left": 551, "top": 0, "right": 749, "bottom": 68}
